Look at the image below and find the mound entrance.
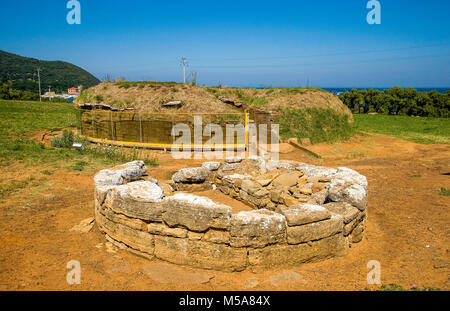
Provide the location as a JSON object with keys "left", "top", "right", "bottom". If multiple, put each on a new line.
{"left": 94, "top": 158, "right": 368, "bottom": 272}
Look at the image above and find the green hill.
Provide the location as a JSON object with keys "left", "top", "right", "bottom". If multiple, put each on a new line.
{"left": 0, "top": 50, "right": 100, "bottom": 94}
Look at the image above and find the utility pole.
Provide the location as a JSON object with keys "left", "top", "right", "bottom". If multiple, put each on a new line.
{"left": 37, "top": 67, "right": 42, "bottom": 102}
{"left": 181, "top": 57, "right": 188, "bottom": 84}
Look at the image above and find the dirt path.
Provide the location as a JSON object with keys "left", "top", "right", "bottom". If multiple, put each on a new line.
{"left": 0, "top": 134, "right": 448, "bottom": 291}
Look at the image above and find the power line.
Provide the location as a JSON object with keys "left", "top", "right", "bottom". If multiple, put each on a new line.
{"left": 188, "top": 42, "right": 450, "bottom": 62}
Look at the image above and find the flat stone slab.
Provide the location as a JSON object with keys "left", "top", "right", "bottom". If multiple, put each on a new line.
{"left": 323, "top": 202, "right": 359, "bottom": 224}
{"left": 279, "top": 204, "right": 331, "bottom": 226}
{"left": 248, "top": 234, "right": 347, "bottom": 272}
{"left": 106, "top": 181, "right": 164, "bottom": 221}
{"left": 286, "top": 214, "right": 343, "bottom": 244}
{"left": 172, "top": 167, "right": 209, "bottom": 183}
{"left": 94, "top": 161, "right": 146, "bottom": 187}
{"left": 230, "top": 209, "right": 286, "bottom": 248}
{"left": 224, "top": 156, "right": 243, "bottom": 164}
{"left": 202, "top": 161, "right": 221, "bottom": 171}
{"left": 162, "top": 193, "right": 232, "bottom": 232}
{"left": 154, "top": 236, "right": 247, "bottom": 272}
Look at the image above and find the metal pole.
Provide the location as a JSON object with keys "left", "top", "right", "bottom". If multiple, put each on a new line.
{"left": 37, "top": 67, "right": 42, "bottom": 102}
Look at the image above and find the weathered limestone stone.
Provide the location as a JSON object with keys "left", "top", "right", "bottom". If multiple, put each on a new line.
{"left": 279, "top": 204, "right": 331, "bottom": 226}
{"left": 266, "top": 160, "right": 297, "bottom": 171}
{"left": 282, "top": 194, "right": 299, "bottom": 207}
{"left": 147, "top": 222, "right": 188, "bottom": 238}
{"left": 243, "top": 156, "right": 266, "bottom": 170}
{"left": 162, "top": 193, "right": 232, "bottom": 232}
{"left": 172, "top": 167, "right": 209, "bottom": 183}
{"left": 154, "top": 236, "right": 247, "bottom": 272}
{"left": 298, "top": 184, "right": 313, "bottom": 195}
{"left": 230, "top": 209, "right": 286, "bottom": 248}
{"left": 256, "top": 179, "right": 272, "bottom": 187}
{"left": 96, "top": 210, "right": 154, "bottom": 255}
{"left": 173, "top": 182, "right": 212, "bottom": 192}
{"left": 307, "top": 176, "right": 331, "bottom": 183}
{"left": 94, "top": 161, "right": 146, "bottom": 188}
{"left": 286, "top": 214, "right": 343, "bottom": 244}
{"left": 327, "top": 178, "right": 346, "bottom": 202}
{"left": 272, "top": 172, "right": 300, "bottom": 188}
{"left": 343, "top": 217, "right": 358, "bottom": 236}
{"left": 248, "top": 234, "right": 347, "bottom": 272}
{"left": 335, "top": 167, "right": 368, "bottom": 190}
{"left": 95, "top": 185, "right": 114, "bottom": 206}
{"left": 106, "top": 181, "right": 165, "bottom": 222}
{"left": 222, "top": 174, "right": 249, "bottom": 188}
{"left": 218, "top": 185, "right": 230, "bottom": 195}
{"left": 253, "top": 188, "right": 269, "bottom": 198}
{"left": 111, "top": 160, "right": 147, "bottom": 181}
{"left": 296, "top": 163, "right": 337, "bottom": 178}
{"left": 159, "top": 182, "right": 173, "bottom": 197}
{"left": 202, "top": 161, "right": 222, "bottom": 171}
{"left": 344, "top": 211, "right": 367, "bottom": 236}
{"left": 324, "top": 202, "right": 359, "bottom": 224}
{"left": 351, "top": 221, "right": 365, "bottom": 243}
{"left": 241, "top": 179, "right": 260, "bottom": 195}
{"left": 270, "top": 189, "right": 283, "bottom": 203}
{"left": 188, "top": 231, "right": 204, "bottom": 240}
{"left": 222, "top": 163, "right": 241, "bottom": 171}
{"left": 308, "top": 190, "right": 328, "bottom": 205}
{"left": 311, "top": 183, "right": 326, "bottom": 193}
{"left": 343, "top": 184, "right": 368, "bottom": 211}
{"left": 100, "top": 207, "right": 147, "bottom": 231}
{"left": 224, "top": 156, "right": 243, "bottom": 164}
{"left": 203, "top": 229, "right": 230, "bottom": 244}
{"left": 94, "top": 170, "right": 123, "bottom": 187}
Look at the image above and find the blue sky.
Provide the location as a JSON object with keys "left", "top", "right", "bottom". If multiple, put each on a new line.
{"left": 0, "top": 0, "right": 449, "bottom": 87}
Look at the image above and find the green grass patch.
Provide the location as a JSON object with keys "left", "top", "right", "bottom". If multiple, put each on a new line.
{"left": 354, "top": 114, "right": 450, "bottom": 144}
{"left": 114, "top": 81, "right": 179, "bottom": 89}
{"left": 439, "top": 188, "right": 450, "bottom": 196}
{"left": 366, "top": 283, "right": 441, "bottom": 291}
{"left": 411, "top": 174, "right": 422, "bottom": 178}
{"left": 276, "top": 108, "right": 354, "bottom": 144}
{"left": 0, "top": 100, "right": 160, "bottom": 175}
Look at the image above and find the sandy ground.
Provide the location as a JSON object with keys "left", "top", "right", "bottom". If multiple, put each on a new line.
{"left": 0, "top": 134, "right": 449, "bottom": 291}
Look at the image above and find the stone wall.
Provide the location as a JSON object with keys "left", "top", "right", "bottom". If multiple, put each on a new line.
{"left": 94, "top": 158, "right": 368, "bottom": 272}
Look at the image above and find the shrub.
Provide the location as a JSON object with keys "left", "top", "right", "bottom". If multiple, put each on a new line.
{"left": 51, "top": 130, "right": 75, "bottom": 148}
{"left": 276, "top": 108, "right": 354, "bottom": 144}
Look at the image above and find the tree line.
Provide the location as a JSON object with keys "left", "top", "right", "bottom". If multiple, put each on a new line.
{"left": 339, "top": 87, "right": 449, "bottom": 118}
{"left": 0, "top": 83, "right": 69, "bottom": 102}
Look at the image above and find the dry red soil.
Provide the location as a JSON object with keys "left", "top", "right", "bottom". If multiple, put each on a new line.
{"left": 0, "top": 134, "right": 448, "bottom": 291}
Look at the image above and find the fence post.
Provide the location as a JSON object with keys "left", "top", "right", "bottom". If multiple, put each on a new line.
{"left": 91, "top": 110, "right": 95, "bottom": 138}
{"left": 110, "top": 111, "right": 113, "bottom": 141}
{"left": 139, "top": 113, "right": 143, "bottom": 143}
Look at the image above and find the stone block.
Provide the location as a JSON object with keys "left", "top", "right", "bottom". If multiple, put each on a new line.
{"left": 286, "top": 214, "right": 343, "bottom": 244}
{"left": 279, "top": 204, "right": 331, "bottom": 226}
{"left": 248, "top": 234, "right": 347, "bottom": 272}
{"left": 162, "top": 193, "right": 232, "bottom": 232}
{"left": 147, "top": 222, "right": 188, "bottom": 238}
{"left": 172, "top": 167, "right": 209, "bottom": 183}
{"left": 107, "top": 181, "right": 165, "bottom": 222}
{"left": 230, "top": 209, "right": 286, "bottom": 248}
{"left": 154, "top": 236, "right": 247, "bottom": 272}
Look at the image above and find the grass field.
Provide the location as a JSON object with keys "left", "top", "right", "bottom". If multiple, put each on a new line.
{"left": 0, "top": 100, "right": 158, "bottom": 171}
{"left": 354, "top": 114, "right": 450, "bottom": 144}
